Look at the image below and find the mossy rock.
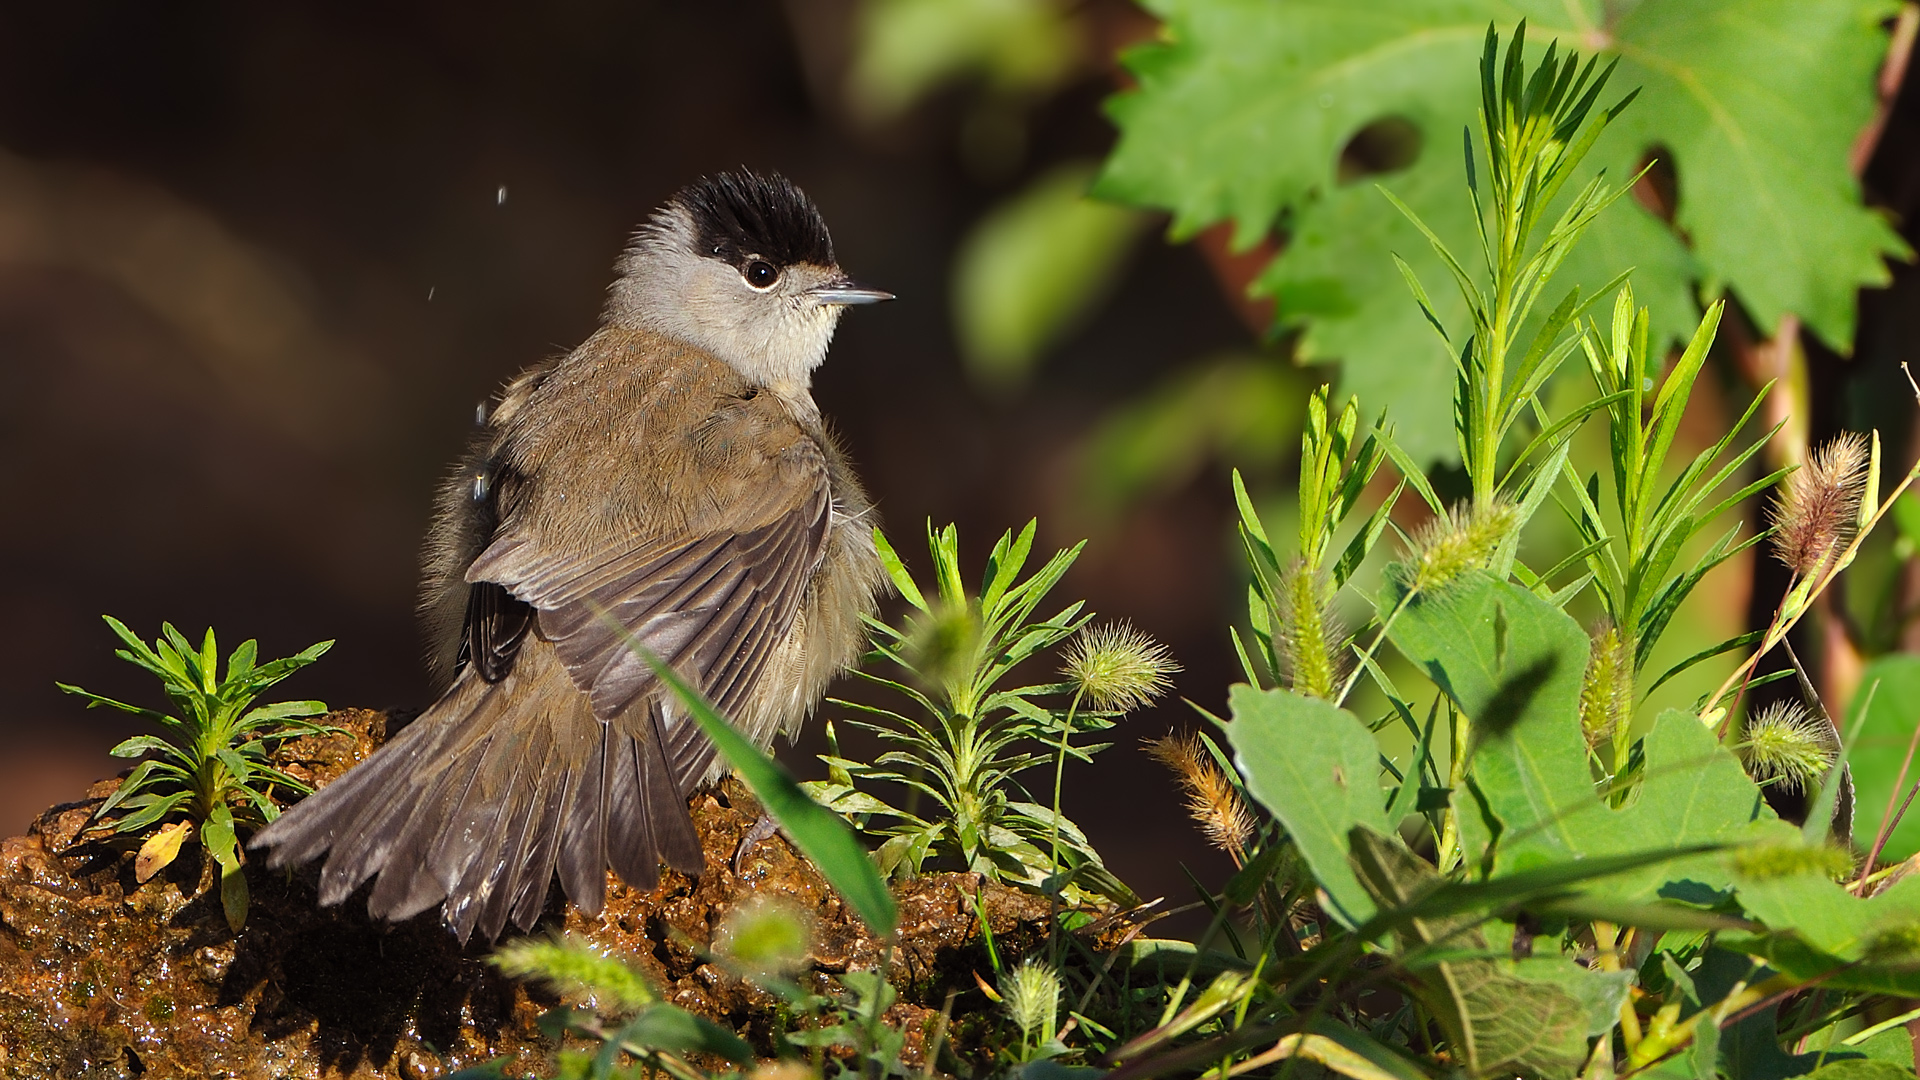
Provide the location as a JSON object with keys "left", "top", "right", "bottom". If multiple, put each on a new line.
{"left": 0, "top": 709, "right": 1059, "bottom": 1079}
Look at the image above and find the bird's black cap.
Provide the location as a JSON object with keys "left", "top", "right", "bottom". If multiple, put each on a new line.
{"left": 678, "top": 169, "right": 835, "bottom": 272}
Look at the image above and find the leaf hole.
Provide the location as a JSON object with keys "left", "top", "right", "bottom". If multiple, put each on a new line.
{"left": 1337, "top": 117, "right": 1422, "bottom": 184}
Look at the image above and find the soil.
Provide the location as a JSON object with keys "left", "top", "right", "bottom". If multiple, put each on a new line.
{"left": 0, "top": 710, "right": 1063, "bottom": 1079}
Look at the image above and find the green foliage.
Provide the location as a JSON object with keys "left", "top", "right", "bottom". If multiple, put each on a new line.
{"left": 846, "top": 0, "right": 1082, "bottom": 123}
{"left": 58, "top": 615, "right": 333, "bottom": 930}
{"left": 1224, "top": 685, "right": 1387, "bottom": 926}
{"left": 1570, "top": 288, "right": 1785, "bottom": 728}
{"left": 1845, "top": 655, "right": 1920, "bottom": 863}
{"left": 1078, "top": 354, "right": 1305, "bottom": 512}
{"left": 1097, "top": 0, "right": 1909, "bottom": 462}
{"left": 953, "top": 163, "right": 1147, "bottom": 387}
{"left": 803, "top": 521, "right": 1143, "bottom": 905}
{"left": 460, "top": 934, "right": 753, "bottom": 1080}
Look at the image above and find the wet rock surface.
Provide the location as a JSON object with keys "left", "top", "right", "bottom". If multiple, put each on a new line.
{"left": 0, "top": 710, "right": 1056, "bottom": 1079}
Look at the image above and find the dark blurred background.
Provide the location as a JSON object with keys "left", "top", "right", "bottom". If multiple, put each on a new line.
{"left": 4, "top": 0, "right": 1919, "bottom": 916}
{"left": 0, "top": 0, "right": 1258, "bottom": 908}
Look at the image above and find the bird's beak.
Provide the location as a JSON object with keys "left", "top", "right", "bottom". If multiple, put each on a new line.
{"left": 812, "top": 275, "right": 894, "bottom": 306}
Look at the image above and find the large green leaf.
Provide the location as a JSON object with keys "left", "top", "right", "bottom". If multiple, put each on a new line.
{"left": 1226, "top": 684, "right": 1390, "bottom": 927}
{"left": 1350, "top": 827, "right": 1629, "bottom": 1080}
{"left": 1730, "top": 871, "right": 1920, "bottom": 996}
{"left": 1097, "top": 0, "right": 1908, "bottom": 461}
{"left": 1390, "top": 573, "right": 1786, "bottom": 896}
{"left": 1845, "top": 655, "right": 1920, "bottom": 863}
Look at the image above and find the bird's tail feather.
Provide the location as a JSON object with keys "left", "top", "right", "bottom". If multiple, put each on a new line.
{"left": 252, "top": 643, "right": 705, "bottom": 942}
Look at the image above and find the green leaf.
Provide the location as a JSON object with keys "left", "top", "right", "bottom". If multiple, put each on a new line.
{"left": 1347, "top": 827, "right": 1631, "bottom": 1080}
{"left": 626, "top": 630, "right": 897, "bottom": 937}
{"left": 1080, "top": 354, "right": 1305, "bottom": 509}
{"left": 1804, "top": 1063, "right": 1917, "bottom": 1080}
{"left": 1845, "top": 655, "right": 1920, "bottom": 863}
{"left": 1225, "top": 684, "right": 1389, "bottom": 926}
{"left": 609, "top": 1004, "right": 753, "bottom": 1064}
{"left": 107, "top": 735, "right": 179, "bottom": 760}
{"left": 1390, "top": 573, "right": 1785, "bottom": 893}
{"left": 202, "top": 806, "right": 247, "bottom": 931}
{"left": 954, "top": 163, "right": 1147, "bottom": 387}
{"left": 1097, "top": 0, "right": 1907, "bottom": 462}
{"left": 847, "top": 0, "right": 1082, "bottom": 121}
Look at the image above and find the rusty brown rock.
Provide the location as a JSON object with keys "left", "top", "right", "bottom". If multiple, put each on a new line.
{"left": 0, "top": 709, "right": 1056, "bottom": 1079}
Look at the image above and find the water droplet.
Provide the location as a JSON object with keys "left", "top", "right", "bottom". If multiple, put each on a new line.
{"left": 496, "top": 185, "right": 508, "bottom": 206}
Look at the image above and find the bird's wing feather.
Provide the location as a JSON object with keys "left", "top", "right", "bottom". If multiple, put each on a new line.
{"left": 466, "top": 435, "right": 831, "bottom": 793}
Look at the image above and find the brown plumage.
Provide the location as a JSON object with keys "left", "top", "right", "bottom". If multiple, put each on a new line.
{"left": 253, "top": 170, "right": 890, "bottom": 942}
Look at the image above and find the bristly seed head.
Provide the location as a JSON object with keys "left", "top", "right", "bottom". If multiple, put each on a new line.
{"left": 1736, "top": 699, "right": 1838, "bottom": 795}
{"left": 999, "top": 958, "right": 1063, "bottom": 1045}
{"left": 1144, "top": 732, "right": 1254, "bottom": 862}
{"left": 1274, "top": 560, "right": 1346, "bottom": 700}
{"left": 1578, "top": 621, "right": 1633, "bottom": 753}
{"left": 1772, "top": 432, "right": 1870, "bottom": 579}
{"left": 1062, "top": 622, "right": 1180, "bottom": 713}
{"left": 1400, "top": 501, "right": 1519, "bottom": 593}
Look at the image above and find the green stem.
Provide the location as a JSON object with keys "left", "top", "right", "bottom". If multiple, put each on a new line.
{"left": 1437, "top": 702, "right": 1470, "bottom": 873}
{"left": 1047, "top": 687, "right": 1087, "bottom": 876}
{"left": 1334, "top": 587, "right": 1416, "bottom": 708}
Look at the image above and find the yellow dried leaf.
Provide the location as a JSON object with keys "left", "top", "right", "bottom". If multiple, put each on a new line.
{"left": 134, "top": 821, "right": 191, "bottom": 884}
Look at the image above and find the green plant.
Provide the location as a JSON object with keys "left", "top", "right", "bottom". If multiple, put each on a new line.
{"left": 803, "top": 520, "right": 1164, "bottom": 905}
{"left": 1097, "top": 0, "right": 1908, "bottom": 465}
{"left": 58, "top": 616, "right": 333, "bottom": 930}
{"left": 1084, "top": 22, "right": 1920, "bottom": 1080}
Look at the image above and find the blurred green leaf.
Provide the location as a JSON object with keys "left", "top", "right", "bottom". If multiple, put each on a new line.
{"left": 1805, "top": 1063, "right": 1917, "bottom": 1080}
{"left": 849, "top": 0, "right": 1082, "bottom": 121}
{"left": 954, "top": 163, "right": 1147, "bottom": 387}
{"left": 1080, "top": 354, "right": 1306, "bottom": 509}
{"left": 1097, "top": 0, "right": 1908, "bottom": 462}
{"left": 1846, "top": 655, "right": 1920, "bottom": 863}
{"left": 1226, "top": 684, "right": 1389, "bottom": 927}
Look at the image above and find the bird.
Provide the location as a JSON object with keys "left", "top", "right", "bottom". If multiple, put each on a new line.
{"left": 252, "top": 169, "right": 892, "bottom": 943}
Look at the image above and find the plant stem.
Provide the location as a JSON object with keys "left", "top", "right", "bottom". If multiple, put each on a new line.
{"left": 1437, "top": 701, "right": 1470, "bottom": 873}
{"left": 1335, "top": 587, "right": 1416, "bottom": 708}
{"left": 1047, "top": 687, "right": 1088, "bottom": 876}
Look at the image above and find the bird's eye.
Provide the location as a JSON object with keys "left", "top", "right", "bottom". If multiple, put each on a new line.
{"left": 743, "top": 259, "right": 780, "bottom": 290}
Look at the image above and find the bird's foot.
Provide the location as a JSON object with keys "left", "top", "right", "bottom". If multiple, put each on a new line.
{"left": 732, "top": 813, "right": 780, "bottom": 874}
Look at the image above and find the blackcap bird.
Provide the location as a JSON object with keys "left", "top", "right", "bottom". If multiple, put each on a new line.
{"left": 252, "top": 169, "right": 891, "bottom": 942}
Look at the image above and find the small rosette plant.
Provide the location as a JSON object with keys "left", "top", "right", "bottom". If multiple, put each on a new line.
{"left": 58, "top": 615, "right": 334, "bottom": 930}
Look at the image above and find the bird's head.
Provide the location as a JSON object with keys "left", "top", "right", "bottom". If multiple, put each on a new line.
{"left": 608, "top": 169, "right": 891, "bottom": 395}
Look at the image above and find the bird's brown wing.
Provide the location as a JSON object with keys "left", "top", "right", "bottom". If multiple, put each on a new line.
{"left": 465, "top": 438, "right": 832, "bottom": 791}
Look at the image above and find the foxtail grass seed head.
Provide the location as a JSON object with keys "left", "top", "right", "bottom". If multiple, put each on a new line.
{"left": 1866, "top": 921, "right": 1920, "bottom": 962}
{"left": 1732, "top": 841, "right": 1855, "bottom": 882}
{"left": 715, "top": 896, "right": 813, "bottom": 981}
{"left": 999, "top": 958, "right": 1062, "bottom": 1045}
{"left": 1736, "top": 700, "right": 1838, "bottom": 795}
{"left": 1144, "top": 733, "right": 1254, "bottom": 860}
{"left": 905, "top": 601, "right": 981, "bottom": 690}
{"left": 1772, "top": 432, "right": 1870, "bottom": 579}
{"left": 490, "top": 933, "right": 656, "bottom": 1013}
{"left": 1401, "top": 501, "right": 1518, "bottom": 593}
{"left": 1062, "top": 622, "right": 1179, "bottom": 713}
{"left": 1275, "top": 560, "right": 1346, "bottom": 700}
{"left": 1578, "top": 622, "right": 1633, "bottom": 751}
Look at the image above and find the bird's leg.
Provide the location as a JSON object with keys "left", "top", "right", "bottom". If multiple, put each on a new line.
{"left": 732, "top": 813, "right": 780, "bottom": 874}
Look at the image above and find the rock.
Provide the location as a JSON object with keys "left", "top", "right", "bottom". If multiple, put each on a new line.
{"left": 0, "top": 710, "right": 1059, "bottom": 1079}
